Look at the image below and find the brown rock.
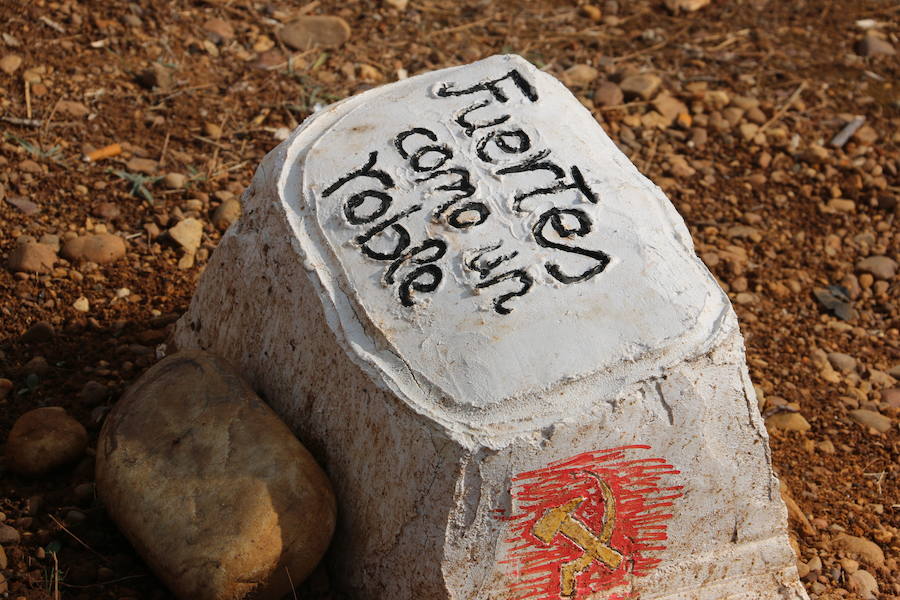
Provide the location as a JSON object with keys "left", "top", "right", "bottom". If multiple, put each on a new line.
{"left": 203, "top": 18, "right": 235, "bottom": 43}
{"left": 848, "top": 409, "right": 892, "bottom": 433}
{"left": 856, "top": 255, "right": 896, "bottom": 280}
{"left": 57, "top": 100, "right": 90, "bottom": 118}
{"left": 856, "top": 34, "right": 896, "bottom": 57}
{"left": 212, "top": 198, "right": 241, "bottom": 231}
{"left": 96, "top": 351, "right": 336, "bottom": 600}
{"left": 593, "top": 80, "right": 623, "bottom": 107}
{"left": 5, "top": 407, "right": 88, "bottom": 476}
{"left": 765, "top": 412, "right": 811, "bottom": 432}
{"left": 620, "top": 73, "right": 661, "bottom": 100}
{"left": 22, "top": 321, "right": 54, "bottom": 343}
{"left": 563, "top": 64, "right": 599, "bottom": 87}
{"left": 62, "top": 233, "right": 126, "bottom": 264}
{"left": 664, "top": 0, "right": 711, "bottom": 11}
{"left": 0, "top": 53, "right": 23, "bottom": 75}
{"left": 827, "top": 352, "right": 856, "bottom": 373}
{"left": 7, "top": 242, "right": 57, "bottom": 273}
{"left": 168, "top": 218, "right": 204, "bottom": 253}
{"left": 278, "top": 16, "right": 351, "bottom": 50}
{"left": 135, "top": 63, "right": 173, "bottom": 91}
{"left": 832, "top": 534, "right": 885, "bottom": 567}
{"left": 126, "top": 157, "right": 158, "bottom": 174}
{"left": 848, "top": 569, "right": 878, "bottom": 599}
{"left": 652, "top": 93, "right": 688, "bottom": 125}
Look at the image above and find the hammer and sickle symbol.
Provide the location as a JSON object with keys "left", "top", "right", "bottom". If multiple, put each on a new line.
{"left": 532, "top": 472, "right": 622, "bottom": 597}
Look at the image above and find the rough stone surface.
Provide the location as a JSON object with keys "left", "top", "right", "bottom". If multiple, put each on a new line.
{"left": 96, "top": 351, "right": 336, "bottom": 600}
{"left": 5, "top": 407, "right": 88, "bottom": 476}
{"left": 277, "top": 16, "right": 351, "bottom": 50}
{"left": 62, "top": 233, "right": 127, "bottom": 264}
{"left": 174, "top": 55, "right": 806, "bottom": 600}
{"left": 7, "top": 242, "right": 57, "bottom": 273}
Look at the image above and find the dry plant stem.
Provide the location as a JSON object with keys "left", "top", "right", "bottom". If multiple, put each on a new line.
{"left": 758, "top": 81, "right": 808, "bottom": 134}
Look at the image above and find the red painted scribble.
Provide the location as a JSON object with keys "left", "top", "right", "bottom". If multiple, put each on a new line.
{"left": 498, "top": 445, "right": 683, "bottom": 600}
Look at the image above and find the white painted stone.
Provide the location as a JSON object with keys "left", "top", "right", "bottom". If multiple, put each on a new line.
{"left": 173, "top": 55, "right": 808, "bottom": 600}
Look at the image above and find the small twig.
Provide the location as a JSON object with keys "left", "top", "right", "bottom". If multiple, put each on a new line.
{"left": 285, "top": 566, "right": 298, "bottom": 600}
{"left": 40, "top": 96, "right": 63, "bottom": 143}
{"left": 52, "top": 551, "right": 60, "bottom": 600}
{"left": 60, "top": 574, "right": 149, "bottom": 589}
{"left": 613, "top": 25, "right": 690, "bottom": 62}
{"left": 159, "top": 130, "right": 171, "bottom": 167}
{"left": 758, "top": 81, "right": 807, "bottom": 134}
{"left": 1, "top": 116, "right": 42, "bottom": 127}
{"left": 425, "top": 17, "right": 492, "bottom": 39}
{"left": 25, "top": 79, "right": 32, "bottom": 120}
{"left": 48, "top": 514, "right": 106, "bottom": 560}
{"left": 597, "top": 100, "right": 652, "bottom": 112}
{"left": 193, "top": 135, "right": 230, "bottom": 150}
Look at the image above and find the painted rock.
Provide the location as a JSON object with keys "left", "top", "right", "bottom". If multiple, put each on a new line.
{"left": 95, "top": 351, "right": 335, "bottom": 600}
{"left": 173, "top": 55, "right": 808, "bottom": 600}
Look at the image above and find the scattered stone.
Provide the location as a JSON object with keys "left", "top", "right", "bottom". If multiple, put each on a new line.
{"left": 830, "top": 116, "right": 865, "bottom": 148}
{"left": 212, "top": 198, "right": 241, "bottom": 231}
{"left": 664, "top": 0, "right": 711, "bottom": 11}
{"left": 203, "top": 18, "right": 235, "bottom": 43}
{"left": 168, "top": 218, "right": 203, "bottom": 253}
{"left": 62, "top": 233, "right": 127, "bottom": 264}
{"left": 278, "top": 16, "right": 351, "bottom": 50}
{"left": 126, "top": 157, "right": 158, "bottom": 175}
{"left": 22, "top": 321, "right": 54, "bottom": 343}
{"left": 5, "top": 196, "right": 41, "bottom": 215}
{"left": 620, "top": 73, "right": 662, "bottom": 100}
{"left": 384, "top": 0, "right": 408, "bottom": 9}
{"left": 563, "top": 64, "right": 599, "bottom": 87}
{"left": 856, "top": 33, "right": 896, "bottom": 57}
{"left": 848, "top": 569, "right": 878, "bottom": 599}
{"left": 57, "top": 100, "right": 90, "bottom": 118}
{"left": 0, "top": 53, "right": 23, "bottom": 75}
{"left": 73, "top": 296, "right": 90, "bottom": 312}
{"left": 813, "top": 287, "right": 857, "bottom": 321}
{"left": 0, "top": 524, "right": 19, "bottom": 545}
{"left": 96, "top": 351, "right": 336, "bottom": 600}
{"left": 856, "top": 256, "right": 897, "bottom": 280}
{"left": 93, "top": 201, "right": 121, "bottom": 220}
{"left": 23, "top": 356, "right": 50, "bottom": 376}
{"left": 652, "top": 94, "right": 688, "bottom": 125}
{"left": 766, "top": 411, "right": 811, "bottom": 432}
{"left": 203, "top": 122, "right": 223, "bottom": 140}
{"left": 135, "top": 63, "right": 173, "bottom": 91}
{"left": 0, "top": 378, "right": 12, "bottom": 400}
{"left": 833, "top": 534, "right": 885, "bottom": 567}
{"left": 593, "top": 80, "right": 623, "bottom": 106}
{"left": 882, "top": 388, "right": 900, "bottom": 409}
{"left": 853, "top": 125, "right": 878, "bottom": 145}
{"left": 827, "top": 352, "right": 856, "bottom": 374}
{"left": 163, "top": 172, "right": 187, "bottom": 190}
{"left": 7, "top": 242, "right": 57, "bottom": 273}
{"left": 849, "top": 409, "right": 892, "bottom": 433}
{"left": 78, "top": 381, "right": 109, "bottom": 407}
{"left": 5, "top": 407, "right": 88, "bottom": 476}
